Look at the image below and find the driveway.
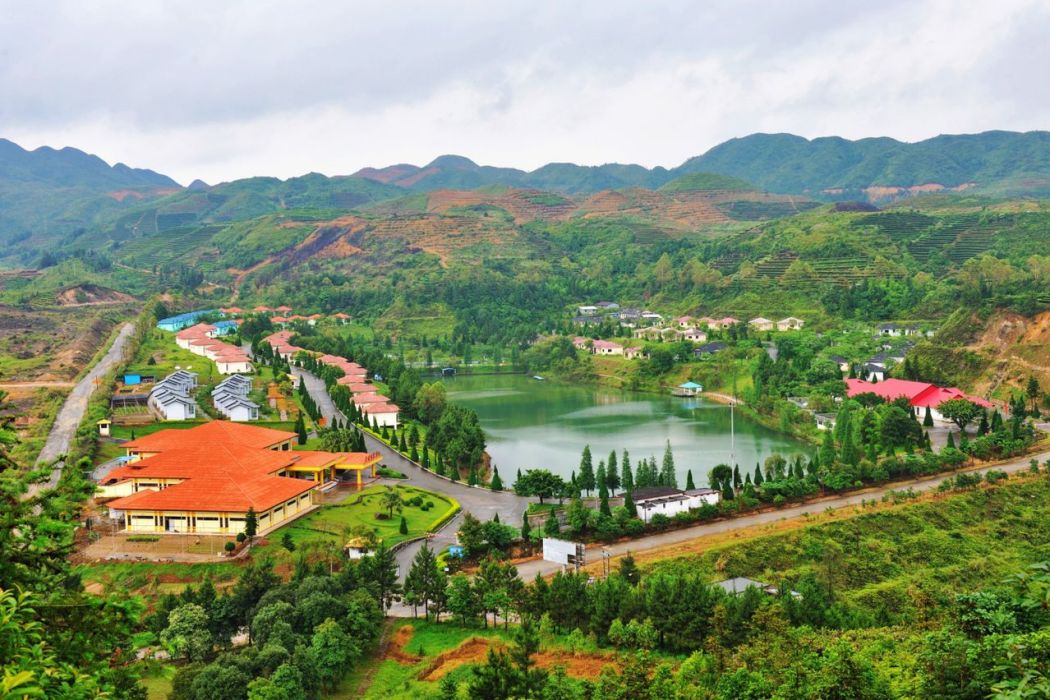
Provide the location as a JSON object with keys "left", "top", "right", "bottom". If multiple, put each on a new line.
{"left": 292, "top": 368, "right": 532, "bottom": 581}
{"left": 29, "top": 322, "right": 135, "bottom": 495}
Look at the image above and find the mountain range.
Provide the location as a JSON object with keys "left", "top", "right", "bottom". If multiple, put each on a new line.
{"left": 4, "top": 129, "right": 1050, "bottom": 266}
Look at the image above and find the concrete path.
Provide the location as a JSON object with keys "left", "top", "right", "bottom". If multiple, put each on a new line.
{"left": 291, "top": 368, "right": 533, "bottom": 582}
{"left": 512, "top": 448, "right": 1050, "bottom": 581}
{"left": 30, "top": 322, "right": 135, "bottom": 494}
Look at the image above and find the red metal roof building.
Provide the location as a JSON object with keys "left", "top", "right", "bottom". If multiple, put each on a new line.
{"left": 845, "top": 378, "right": 993, "bottom": 423}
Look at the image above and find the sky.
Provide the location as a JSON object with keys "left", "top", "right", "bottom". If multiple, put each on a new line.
{"left": 2, "top": 0, "right": 1048, "bottom": 185}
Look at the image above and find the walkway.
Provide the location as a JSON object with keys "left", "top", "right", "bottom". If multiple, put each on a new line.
{"left": 291, "top": 368, "right": 533, "bottom": 580}
{"left": 29, "top": 322, "right": 135, "bottom": 495}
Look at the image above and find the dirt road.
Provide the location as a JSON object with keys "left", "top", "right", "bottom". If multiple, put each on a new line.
{"left": 29, "top": 322, "right": 135, "bottom": 493}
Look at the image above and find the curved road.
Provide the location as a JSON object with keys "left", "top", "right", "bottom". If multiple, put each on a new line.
{"left": 29, "top": 322, "right": 135, "bottom": 495}
{"left": 292, "top": 368, "right": 532, "bottom": 582}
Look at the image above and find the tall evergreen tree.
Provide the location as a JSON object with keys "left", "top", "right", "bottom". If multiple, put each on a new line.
{"left": 819, "top": 430, "right": 837, "bottom": 466}
{"left": 923, "top": 405, "right": 934, "bottom": 427}
{"left": 621, "top": 450, "right": 634, "bottom": 493}
{"left": 490, "top": 466, "right": 503, "bottom": 491}
{"left": 596, "top": 460, "right": 607, "bottom": 496}
{"left": 754, "top": 463, "right": 764, "bottom": 486}
{"left": 294, "top": 413, "right": 307, "bottom": 445}
{"left": 544, "top": 510, "right": 560, "bottom": 536}
{"left": 606, "top": 450, "right": 620, "bottom": 494}
{"left": 660, "top": 441, "right": 678, "bottom": 488}
{"left": 579, "top": 445, "right": 595, "bottom": 496}
{"left": 732, "top": 464, "right": 742, "bottom": 489}
{"left": 685, "top": 469, "right": 695, "bottom": 490}
{"left": 623, "top": 490, "right": 637, "bottom": 518}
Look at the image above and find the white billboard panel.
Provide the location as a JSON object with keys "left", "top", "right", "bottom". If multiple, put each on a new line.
{"left": 543, "top": 538, "right": 584, "bottom": 566}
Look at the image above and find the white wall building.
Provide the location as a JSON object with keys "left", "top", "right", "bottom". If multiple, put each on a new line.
{"left": 633, "top": 487, "right": 721, "bottom": 523}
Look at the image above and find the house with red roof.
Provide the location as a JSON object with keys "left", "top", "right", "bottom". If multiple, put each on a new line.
{"left": 592, "top": 339, "right": 624, "bottom": 356}
{"left": 100, "top": 422, "right": 381, "bottom": 534}
{"left": 275, "top": 305, "right": 293, "bottom": 313}
{"left": 845, "top": 378, "right": 993, "bottom": 423}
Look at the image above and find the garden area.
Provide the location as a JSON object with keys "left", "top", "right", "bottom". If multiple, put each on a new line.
{"left": 260, "top": 484, "right": 459, "bottom": 555}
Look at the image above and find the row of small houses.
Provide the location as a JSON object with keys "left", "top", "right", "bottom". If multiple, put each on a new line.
{"left": 174, "top": 323, "right": 254, "bottom": 374}
{"left": 572, "top": 336, "right": 729, "bottom": 359}
{"left": 147, "top": 370, "right": 199, "bottom": 421}
{"left": 212, "top": 375, "right": 259, "bottom": 421}
{"left": 157, "top": 307, "right": 351, "bottom": 333}
{"left": 262, "top": 331, "right": 401, "bottom": 428}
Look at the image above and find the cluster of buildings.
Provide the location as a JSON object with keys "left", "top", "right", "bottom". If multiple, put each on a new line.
{"left": 747, "top": 316, "right": 806, "bottom": 332}
{"left": 572, "top": 302, "right": 662, "bottom": 327}
{"left": 175, "top": 323, "right": 254, "bottom": 375}
{"left": 845, "top": 378, "right": 993, "bottom": 424}
{"left": 147, "top": 370, "right": 199, "bottom": 421}
{"left": 99, "top": 422, "right": 382, "bottom": 534}
{"left": 261, "top": 331, "right": 401, "bottom": 428}
{"left": 218, "top": 306, "right": 352, "bottom": 327}
{"left": 212, "top": 375, "right": 259, "bottom": 422}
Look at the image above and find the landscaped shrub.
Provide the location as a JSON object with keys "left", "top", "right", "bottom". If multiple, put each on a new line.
{"left": 224, "top": 541, "right": 236, "bottom": 553}
{"left": 126, "top": 535, "right": 160, "bottom": 543}
{"left": 236, "top": 532, "right": 246, "bottom": 543}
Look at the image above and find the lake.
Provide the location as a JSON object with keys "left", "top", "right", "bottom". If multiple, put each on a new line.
{"left": 442, "top": 374, "right": 808, "bottom": 487}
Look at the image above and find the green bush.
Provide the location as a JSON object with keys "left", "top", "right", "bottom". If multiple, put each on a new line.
{"left": 224, "top": 541, "right": 236, "bottom": 553}
{"left": 236, "top": 532, "right": 246, "bottom": 543}
{"left": 125, "top": 535, "right": 160, "bottom": 543}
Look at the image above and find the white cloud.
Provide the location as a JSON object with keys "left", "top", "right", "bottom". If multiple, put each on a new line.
{"left": 2, "top": 0, "right": 1047, "bottom": 184}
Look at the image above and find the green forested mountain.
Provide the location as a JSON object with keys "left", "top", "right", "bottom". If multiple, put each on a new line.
{"left": 353, "top": 130, "right": 1050, "bottom": 198}
{"left": 679, "top": 130, "right": 1050, "bottom": 196}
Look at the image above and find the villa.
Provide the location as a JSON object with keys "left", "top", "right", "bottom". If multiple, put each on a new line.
{"left": 845, "top": 378, "right": 994, "bottom": 423}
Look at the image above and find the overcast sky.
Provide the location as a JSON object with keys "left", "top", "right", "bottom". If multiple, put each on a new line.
{"left": 2, "top": 1, "right": 1048, "bottom": 185}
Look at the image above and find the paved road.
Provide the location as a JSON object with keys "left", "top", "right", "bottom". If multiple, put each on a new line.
{"left": 513, "top": 448, "right": 1050, "bottom": 581}
{"left": 292, "top": 368, "right": 533, "bottom": 582}
{"left": 30, "top": 322, "right": 135, "bottom": 493}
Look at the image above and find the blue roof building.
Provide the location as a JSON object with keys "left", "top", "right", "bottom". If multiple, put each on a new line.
{"left": 156, "top": 310, "right": 218, "bottom": 332}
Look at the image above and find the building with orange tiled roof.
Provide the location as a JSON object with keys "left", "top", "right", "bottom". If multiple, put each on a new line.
{"left": 360, "top": 402, "right": 400, "bottom": 428}
{"left": 275, "top": 305, "right": 293, "bottom": 313}
{"left": 100, "top": 422, "right": 381, "bottom": 534}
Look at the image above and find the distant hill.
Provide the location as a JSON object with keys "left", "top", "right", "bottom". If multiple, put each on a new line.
{"left": 0, "top": 138, "right": 182, "bottom": 260}
{"left": 355, "top": 131, "right": 1050, "bottom": 200}
{"left": 676, "top": 130, "right": 1050, "bottom": 197}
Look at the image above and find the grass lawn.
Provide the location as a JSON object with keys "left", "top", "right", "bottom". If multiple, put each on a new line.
{"left": 136, "top": 664, "right": 174, "bottom": 700}
{"left": 262, "top": 484, "right": 459, "bottom": 553}
{"left": 77, "top": 560, "right": 242, "bottom": 592}
{"left": 109, "top": 420, "right": 205, "bottom": 440}
{"left": 125, "top": 330, "right": 221, "bottom": 385}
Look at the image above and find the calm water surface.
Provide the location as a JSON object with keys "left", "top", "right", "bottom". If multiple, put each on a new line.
{"left": 443, "top": 374, "right": 808, "bottom": 486}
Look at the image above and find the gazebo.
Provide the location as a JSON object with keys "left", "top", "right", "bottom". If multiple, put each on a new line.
{"left": 674, "top": 381, "right": 703, "bottom": 397}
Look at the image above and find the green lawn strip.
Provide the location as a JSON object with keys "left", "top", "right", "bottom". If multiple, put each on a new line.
{"left": 136, "top": 664, "right": 174, "bottom": 700}
{"left": 76, "top": 560, "right": 241, "bottom": 590}
{"left": 108, "top": 420, "right": 205, "bottom": 440}
{"left": 125, "top": 329, "right": 221, "bottom": 385}
{"left": 260, "top": 485, "right": 457, "bottom": 554}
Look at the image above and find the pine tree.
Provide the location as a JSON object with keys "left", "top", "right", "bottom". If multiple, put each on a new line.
{"left": 409, "top": 444, "right": 419, "bottom": 463}
{"left": 596, "top": 461, "right": 607, "bottom": 497}
{"left": 732, "top": 464, "right": 742, "bottom": 489}
{"left": 660, "top": 441, "right": 677, "bottom": 488}
{"left": 449, "top": 463, "right": 458, "bottom": 482}
{"left": 978, "top": 411, "right": 989, "bottom": 435}
{"left": 434, "top": 453, "right": 445, "bottom": 477}
{"left": 840, "top": 429, "right": 859, "bottom": 466}
{"left": 544, "top": 510, "right": 560, "bottom": 536}
{"left": 398, "top": 432, "right": 408, "bottom": 452}
{"left": 623, "top": 491, "right": 637, "bottom": 518}
{"left": 399, "top": 515, "right": 408, "bottom": 535}
{"left": 521, "top": 512, "right": 531, "bottom": 543}
{"left": 754, "top": 463, "right": 764, "bottom": 486}
{"left": 946, "top": 431, "right": 956, "bottom": 449}
{"left": 295, "top": 413, "right": 307, "bottom": 445}
{"left": 923, "top": 406, "right": 934, "bottom": 427}
{"left": 685, "top": 469, "right": 695, "bottom": 490}
{"left": 490, "top": 467, "right": 503, "bottom": 491}
{"left": 819, "top": 430, "right": 837, "bottom": 466}
{"left": 468, "top": 465, "right": 479, "bottom": 486}
{"left": 621, "top": 450, "right": 634, "bottom": 493}
{"left": 422, "top": 448, "right": 431, "bottom": 469}
{"left": 606, "top": 450, "right": 620, "bottom": 494}
{"left": 599, "top": 494, "right": 611, "bottom": 517}
{"left": 579, "top": 445, "right": 595, "bottom": 496}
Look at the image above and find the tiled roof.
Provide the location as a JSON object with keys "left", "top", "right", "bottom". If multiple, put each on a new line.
{"left": 360, "top": 402, "right": 399, "bottom": 414}
{"left": 123, "top": 421, "right": 294, "bottom": 452}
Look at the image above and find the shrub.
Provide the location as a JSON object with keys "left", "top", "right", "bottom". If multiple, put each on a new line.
{"left": 126, "top": 535, "right": 160, "bottom": 543}
{"left": 236, "top": 532, "right": 246, "bottom": 543}
{"left": 649, "top": 514, "right": 671, "bottom": 529}
{"left": 224, "top": 541, "right": 236, "bottom": 553}
{"left": 773, "top": 495, "right": 786, "bottom": 507}
{"left": 624, "top": 518, "right": 645, "bottom": 536}
{"left": 985, "top": 470, "right": 1009, "bottom": 484}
